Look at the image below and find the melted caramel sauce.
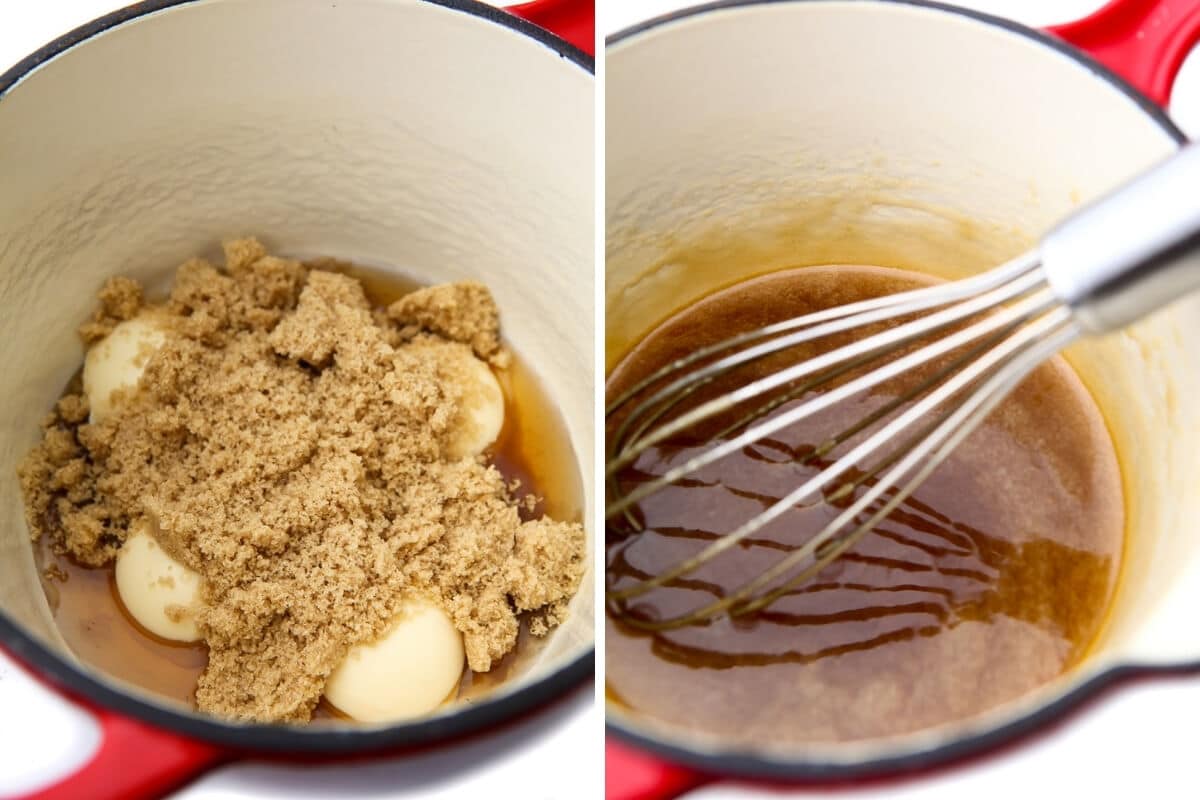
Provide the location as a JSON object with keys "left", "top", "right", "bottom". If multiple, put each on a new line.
{"left": 35, "top": 263, "right": 583, "bottom": 720}
{"left": 605, "top": 265, "right": 1124, "bottom": 744}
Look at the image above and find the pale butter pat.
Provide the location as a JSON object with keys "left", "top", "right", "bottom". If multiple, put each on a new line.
{"left": 446, "top": 350, "right": 505, "bottom": 459}
{"left": 82, "top": 315, "right": 167, "bottom": 423}
{"left": 325, "top": 601, "right": 465, "bottom": 722}
{"left": 114, "top": 522, "right": 203, "bottom": 642}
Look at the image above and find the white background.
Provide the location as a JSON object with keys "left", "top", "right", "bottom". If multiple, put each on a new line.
{"left": 4, "top": 1, "right": 1200, "bottom": 799}
{"left": 601, "top": 1, "right": 1200, "bottom": 799}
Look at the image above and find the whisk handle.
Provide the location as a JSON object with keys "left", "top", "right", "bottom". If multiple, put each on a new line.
{"left": 1042, "top": 143, "right": 1200, "bottom": 335}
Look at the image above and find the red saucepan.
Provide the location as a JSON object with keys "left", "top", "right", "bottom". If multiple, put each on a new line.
{"left": 605, "top": 0, "right": 1200, "bottom": 796}
{"left": 0, "top": 1, "right": 594, "bottom": 798}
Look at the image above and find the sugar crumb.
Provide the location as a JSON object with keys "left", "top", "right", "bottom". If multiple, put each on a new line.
{"left": 387, "top": 282, "right": 506, "bottom": 365}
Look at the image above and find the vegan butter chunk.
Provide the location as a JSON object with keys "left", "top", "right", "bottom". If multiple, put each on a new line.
{"left": 325, "top": 601, "right": 465, "bottom": 722}
{"left": 82, "top": 314, "right": 166, "bottom": 423}
{"left": 115, "top": 522, "right": 203, "bottom": 642}
{"left": 441, "top": 342, "right": 505, "bottom": 459}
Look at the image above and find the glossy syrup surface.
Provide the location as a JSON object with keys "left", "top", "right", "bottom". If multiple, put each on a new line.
{"left": 36, "top": 263, "right": 583, "bottom": 720}
{"left": 605, "top": 265, "right": 1124, "bottom": 744}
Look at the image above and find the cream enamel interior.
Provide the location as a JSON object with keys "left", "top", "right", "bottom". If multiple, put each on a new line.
{"left": 0, "top": 0, "right": 593, "bottom": 722}
{"left": 607, "top": 0, "right": 1200, "bottom": 762}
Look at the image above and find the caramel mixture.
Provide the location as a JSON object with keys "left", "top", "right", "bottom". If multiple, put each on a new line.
{"left": 20, "top": 239, "right": 585, "bottom": 723}
{"left": 606, "top": 265, "right": 1124, "bottom": 744}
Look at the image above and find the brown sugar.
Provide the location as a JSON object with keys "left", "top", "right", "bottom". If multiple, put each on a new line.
{"left": 387, "top": 281, "right": 506, "bottom": 366}
{"left": 78, "top": 276, "right": 143, "bottom": 344}
{"left": 18, "top": 238, "right": 585, "bottom": 723}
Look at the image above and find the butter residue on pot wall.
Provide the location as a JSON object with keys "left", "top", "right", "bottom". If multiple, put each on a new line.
{"left": 605, "top": 179, "right": 1027, "bottom": 370}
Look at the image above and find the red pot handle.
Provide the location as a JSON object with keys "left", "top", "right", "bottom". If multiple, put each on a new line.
{"left": 606, "top": 740, "right": 712, "bottom": 800}
{"left": 507, "top": 0, "right": 595, "bottom": 56}
{"left": 21, "top": 707, "right": 224, "bottom": 800}
{"left": 0, "top": 643, "right": 223, "bottom": 800}
{"left": 1048, "top": 0, "right": 1200, "bottom": 106}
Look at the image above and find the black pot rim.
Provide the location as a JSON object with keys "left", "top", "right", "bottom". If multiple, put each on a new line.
{"left": 0, "top": 0, "right": 592, "bottom": 99}
{"left": 606, "top": 0, "right": 1192, "bottom": 782}
{"left": 606, "top": 661, "right": 1200, "bottom": 782}
{"left": 0, "top": 0, "right": 593, "bottom": 755}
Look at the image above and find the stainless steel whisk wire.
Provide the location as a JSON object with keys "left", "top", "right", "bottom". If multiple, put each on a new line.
{"left": 606, "top": 144, "right": 1200, "bottom": 631}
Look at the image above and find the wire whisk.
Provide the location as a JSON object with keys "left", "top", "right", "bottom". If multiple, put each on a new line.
{"left": 606, "top": 144, "right": 1200, "bottom": 631}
